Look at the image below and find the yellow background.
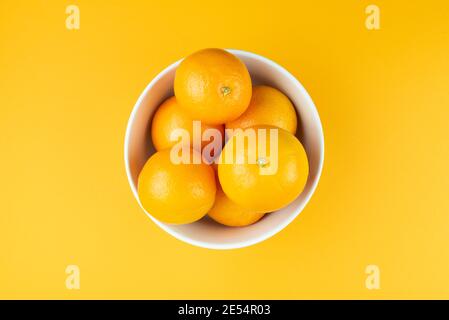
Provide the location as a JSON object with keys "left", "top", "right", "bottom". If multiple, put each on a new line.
{"left": 1, "top": 0, "right": 449, "bottom": 299}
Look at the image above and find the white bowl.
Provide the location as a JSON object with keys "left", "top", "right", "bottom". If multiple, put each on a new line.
{"left": 124, "top": 49, "right": 324, "bottom": 249}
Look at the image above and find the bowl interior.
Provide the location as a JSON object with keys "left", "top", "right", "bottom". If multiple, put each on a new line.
{"left": 125, "top": 50, "right": 324, "bottom": 249}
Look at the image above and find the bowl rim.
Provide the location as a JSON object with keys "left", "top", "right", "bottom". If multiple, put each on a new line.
{"left": 124, "top": 49, "right": 325, "bottom": 250}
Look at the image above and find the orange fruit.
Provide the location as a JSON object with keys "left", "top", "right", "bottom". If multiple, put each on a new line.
{"left": 218, "top": 125, "right": 308, "bottom": 213}
{"left": 151, "top": 96, "right": 224, "bottom": 155}
{"left": 138, "top": 149, "right": 216, "bottom": 224}
{"left": 208, "top": 187, "right": 266, "bottom": 227}
{"left": 174, "top": 48, "right": 252, "bottom": 125}
{"left": 226, "top": 85, "right": 297, "bottom": 134}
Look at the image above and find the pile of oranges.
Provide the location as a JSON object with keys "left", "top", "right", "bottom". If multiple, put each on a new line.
{"left": 138, "top": 48, "right": 309, "bottom": 227}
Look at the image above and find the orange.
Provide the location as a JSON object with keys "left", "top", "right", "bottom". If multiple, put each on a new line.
{"left": 208, "top": 187, "right": 266, "bottom": 227}
{"left": 218, "top": 125, "right": 308, "bottom": 213}
{"left": 174, "top": 48, "right": 252, "bottom": 125}
{"left": 151, "top": 96, "right": 224, "bottom": 155}
{"left": 138, "top": 149, "right": 216, "bottom": 224}
{"left": 226, "top": 85, "right": 297, "bottom": 134}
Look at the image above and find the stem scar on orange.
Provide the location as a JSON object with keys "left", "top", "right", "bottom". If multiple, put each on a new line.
{"left": 138, "top": 149, "right": 216, "bottom": 224}
{"left": 218, "top": 125, "right": 308, "bottom": 213}
{"left": 174, "top": 48, "right": 252, "bottom": 125}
